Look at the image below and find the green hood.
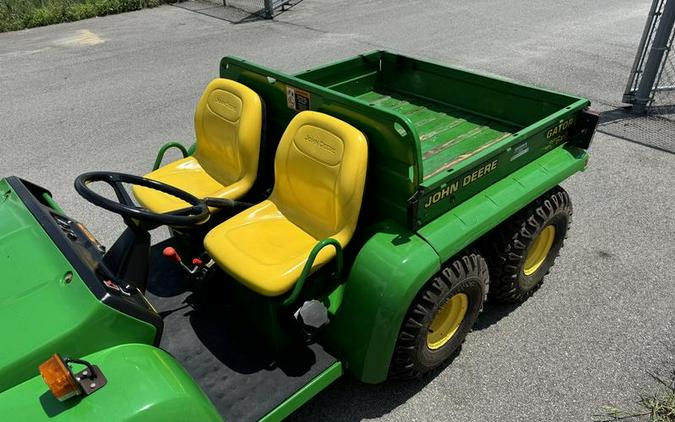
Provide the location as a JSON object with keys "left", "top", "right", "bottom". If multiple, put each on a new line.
{"left": 0, "top": 179, "right": 154, "bottom": 393}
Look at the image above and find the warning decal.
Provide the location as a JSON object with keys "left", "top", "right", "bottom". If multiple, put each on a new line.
{"left": 286, "top": 86, "right": 311, "bottom": 111}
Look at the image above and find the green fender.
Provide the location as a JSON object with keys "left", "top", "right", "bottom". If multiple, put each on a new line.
{"left": 0, "top": 343, "right": 222, "bottom": 421}
{"left": 325, "top": 144, "right": 589, "bottom": 384}
{"left": 324, "top": 224, "right": 442, "bottom": 384}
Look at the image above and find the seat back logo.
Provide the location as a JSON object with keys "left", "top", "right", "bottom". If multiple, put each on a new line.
{"left": 305, "top": 134, "right": 336, "bottom": 154}
{"left": 214, "top": 95, "right": 237, "bottom": 113}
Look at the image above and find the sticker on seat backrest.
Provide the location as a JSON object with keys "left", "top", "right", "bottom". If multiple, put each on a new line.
{"left": 287, "top": 86, "right": 311, "bottom": 111}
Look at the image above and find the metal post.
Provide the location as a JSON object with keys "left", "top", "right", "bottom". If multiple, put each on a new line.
{"left": 634, "top": 0, "right": 675, "bottom": 113}
{"left": 263, "top": 0, "right": 274, "bottom": 18}
{"left": 623, "top": 0, "right": 661, "bottom": 103}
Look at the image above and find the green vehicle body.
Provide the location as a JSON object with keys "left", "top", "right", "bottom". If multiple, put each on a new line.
{"left": 0, "top": 178, "right": 153, "bottom": 391}
{"left": 1, "top": 344, "right": 222, "bottom": 421}
{"left": 0, "top": 51, "right": 595, "bottom": 420}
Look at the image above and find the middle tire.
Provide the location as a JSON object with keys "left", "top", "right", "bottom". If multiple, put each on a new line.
{"left": 389, "top": 250, "right": 489, "bottom": 379}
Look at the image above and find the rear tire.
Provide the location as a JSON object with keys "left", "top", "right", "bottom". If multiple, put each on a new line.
{"left": 486, "top": 186, "right": 572, "bottom": 303}
{"left": 389, "top": 250, "right": 489, "bottom": 379}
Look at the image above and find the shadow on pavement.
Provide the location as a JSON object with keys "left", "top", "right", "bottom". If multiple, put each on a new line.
{"left": 171, "top": 0, "right": 303, "bottom": 24}
{"left": 597, "top": 107, "right": 675, "bottom": 155}
{"left": 287, "top": 365, "right": 445, "bottom": 421}
{"left": 473, "top": 301, "right": 521, "bottom": 330}
{"left": 288, "top": 347, "right": 464, "bottom": 421}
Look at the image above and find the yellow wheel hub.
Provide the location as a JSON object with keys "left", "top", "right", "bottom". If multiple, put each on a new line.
{"left": 523, "top": 225, "right": 556, "bottom": 276}
{"left": 427, "top": 293, "right": 468, "bottom": 350}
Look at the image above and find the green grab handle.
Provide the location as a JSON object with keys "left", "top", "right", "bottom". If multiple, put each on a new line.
{"left": 282, "top": 238, "right": 343, "bottom": 307}
{"left": 152, "top": 142, "right": 189, "bottom": 170}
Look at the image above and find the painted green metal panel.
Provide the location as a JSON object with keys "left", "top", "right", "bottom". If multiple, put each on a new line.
{"left": 295, "top": 51, "right": 591, "bottom": 229}
{"left": 413, "top": 101, "right": 588, "bottom": 227}
{"left": 323, "top": 144, "right": 588, "bottom": 383}
{"left": 354, "top": 90, "right": 517, "bottom": 181}
{"left": 294, "top": 53, "right": 380, "bottom": 88}
{"left": 259, "top": 362, "right": 343, "bottom": 422}
{"left": 418, "top": 144, "right": 589, "bottom": 261}
{"left": 323, "top": 222, "right": 441, "bottom": 384}
{"left": 0, "top": 344, "right": 222, "bottom": 421}
{"left": 375, "top": 51, "right": 581, "bottom": 127}
{"left": 0, "top": 179, "right": 156, "bottom": 393}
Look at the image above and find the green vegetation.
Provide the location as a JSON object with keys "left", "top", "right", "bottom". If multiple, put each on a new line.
{"left": 595, "top": 370, "right": 675, "bottom": 422}
{"left": 0, "top": 0, "right": 166, "bottom": 33}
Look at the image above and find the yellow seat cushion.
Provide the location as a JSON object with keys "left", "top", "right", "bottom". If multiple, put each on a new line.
{"left": 204, "top": 200, "right": 337, "bottom": 296}
{"left": 132, "top": 157, "right": 254, "bottom": 214}
{"left": 204, "top": 111, "right": 368, "bottom": 296}
{"left": 133, "top": 78, "right": 262, "bottom": 214}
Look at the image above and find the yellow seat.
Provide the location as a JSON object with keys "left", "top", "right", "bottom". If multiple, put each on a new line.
{"left": 132, "top": 78, "right": 262, "bottom": 214}
{"left": 204, "top": 111, "right": 368, "bottom": 296}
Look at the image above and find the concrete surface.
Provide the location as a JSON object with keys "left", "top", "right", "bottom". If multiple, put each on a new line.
{"left": 1, "top": 0, "right": 673, "bottom": 420}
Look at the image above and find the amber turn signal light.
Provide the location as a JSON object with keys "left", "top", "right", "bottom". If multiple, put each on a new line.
{"left": 39, "top": 354, "right": 82, "bottom": 402}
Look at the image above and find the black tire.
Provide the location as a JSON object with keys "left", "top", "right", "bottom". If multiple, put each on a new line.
{"left": 389, "top": 250, "right": 489, "bottom": 379}
{"left": 486, "top": 186, "right": 572, "bottom": 303}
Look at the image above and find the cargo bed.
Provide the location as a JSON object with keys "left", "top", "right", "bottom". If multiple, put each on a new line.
{"left": 220, "top": 51, "right": 593, "bottom": 229}
{"left": 355, "top": 90, "right": 518, "bottom": 181}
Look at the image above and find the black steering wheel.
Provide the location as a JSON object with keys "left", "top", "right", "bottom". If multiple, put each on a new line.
{"left": 74, "top": 171, "right": 209, "bottom": 227}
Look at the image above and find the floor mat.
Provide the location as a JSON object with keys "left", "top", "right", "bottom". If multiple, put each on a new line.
{"left": 145, "top": 240, "right": 337, "bottom": 421}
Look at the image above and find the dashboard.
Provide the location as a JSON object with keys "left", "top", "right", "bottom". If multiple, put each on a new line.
{"left": 6, "top": 177, "right": 163, "bottom": 342}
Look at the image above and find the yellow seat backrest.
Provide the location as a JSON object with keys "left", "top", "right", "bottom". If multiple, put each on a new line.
{"left": 193, "top": 78, "right": 262, "bottom": 189}
{"left": 270, "top": 111, "right": 368, "bottom": 245}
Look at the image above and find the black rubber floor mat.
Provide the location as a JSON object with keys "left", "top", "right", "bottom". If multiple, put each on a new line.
{"left": 145, "top": 240, "right": 337, "bottom": 421}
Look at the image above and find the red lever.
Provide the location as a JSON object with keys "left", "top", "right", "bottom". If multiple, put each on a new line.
{"left": 192, "top": 258, "right": 204, "bottom": 267}
{"left": 163, "top": 247, "right": 182, "bottom": 263}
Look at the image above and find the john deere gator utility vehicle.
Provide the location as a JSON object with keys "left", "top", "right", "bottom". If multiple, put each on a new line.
{"left": 0, "top": 51, "right": 598, "bottom": 421}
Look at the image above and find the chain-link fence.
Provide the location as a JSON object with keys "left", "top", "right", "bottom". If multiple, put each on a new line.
{"left": 596, "top": 0, "right": 675, "bottom": 154}
{"left": 623, "top": 0, "right": 675, "bottom": 116}
{"left": 650, "top": 34, "right": 675, "bottom": 117}
{"left": 173, "top": 0, "right": 296, "bottom": 23}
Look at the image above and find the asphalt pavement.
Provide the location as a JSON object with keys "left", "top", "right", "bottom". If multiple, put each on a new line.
{"left": 1, "top": 1, "right": 673, "bottom": 420}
